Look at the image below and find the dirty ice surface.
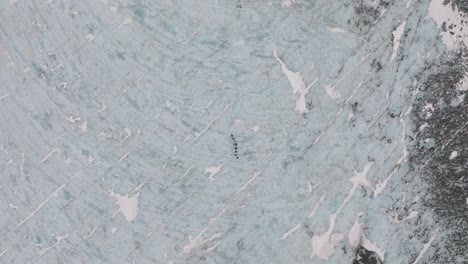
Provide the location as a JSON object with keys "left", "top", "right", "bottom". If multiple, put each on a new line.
{"left": 0, "top": 0, "right": 466, "bottom": 263}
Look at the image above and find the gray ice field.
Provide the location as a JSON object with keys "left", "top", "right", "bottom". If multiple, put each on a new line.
{"left": 0, "top": 0, "right": 467, "bottom": 263}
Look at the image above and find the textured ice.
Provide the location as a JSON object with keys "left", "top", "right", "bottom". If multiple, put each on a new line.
{"left": 0, "top": 0, "right": 467, "bottom": 263}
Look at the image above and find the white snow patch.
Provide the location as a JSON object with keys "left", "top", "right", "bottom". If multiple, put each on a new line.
{"left": 80, "top": 121, "right": 88, "bottom": 132}
{"left": 31, "top": 233, "right": 68, "bottom": 263}
{"left": 423, "top": 103, "right": 435, "bottom": 112}
{"left": 306, "top": 182, "right": 318, "bottom": 196}
{"left": 308, "top": 194, "right": 326, "bottom": 218}
{"left": 280, "top": 223, "right": 301, "bottom": 240}
{"left": 85, "top": 33, "right": 96, "bottom": 42}
{"left": 199, "top": 97, "right": 217, "bottom": 117}
{"left": 64, "top": 156, "right": 73, "bottom": 165}
{"left": 65, "top": 115, "right": 80, "bottom": 123}
{"left": 350, "top": 162, "right": 374, "bottom": 193}
{"left": 118, "top": 16, "right": 132, "bottom": 29}
{"left": 390, "top": 21, "right": 406, "bottom": 61}
{"left": 273, "top": 49, "right": 317, "bottom": 114}
{"left": 345, "top": 209, "right": 385, "bottom": 262}
{"left": 281, "top": 0, "right": 299, "bottom": 8}
{"left": 457, "top": 74, "right": 468, "bottom": 91}
{"left": 406, "top": 0, "right": 413, "bottom": 8}
{"left": 388, "top": 210, "right": 419, "bottom": 223}
{"left": 184, "top": 232, "right": 224, "bottom": 254}
{"left": 348, "top": 212, "right": 363, "bottom": 249}
{"left": 419, "top": 122, "right": 429, "bottom": 131}
{"left": 404, "top": 106, "right": 413, "bottom": 116}
{"left": 39, "top": 0, "right": 54, "bottom": 8}
{"left": 251, "top": 126, "right": 260, "bottom": 133}
{"left": 449, "top": 150, "right": 458, "bottom": 160}
{"left": 110, "top": 183, "right": 145, "bottom": 222}
{"left": 39, "top": 148, "right": 61, "bottom": 164}
{"left": 205, "top": 165, "right": 222, "bottom": 182}
{"left": 327, "top": 27, "right": 346, "bottom": 33}
{"left": 323, "top": 84, "right": 342, "bottom": 102}
{"left": 110, "top": 191, "right": 139, "bottom": 222}
{"left": 330, "top": 233, "right": 345, "bottom": 246}
{"left": 311, "top": 163, "right": 373, "bottom": 260}
{"left": 97, "top": 101, "right": 108, "bottom": 112}
{"left": 362, "top": 235, "right": 385, "bottom": 262}
{"left": 111, "top": 227, "right": 117, "bottom": 233}
{"left": 397, "top": 145, "right": 409, "bottom": 165}
{"left": 179, "top": 166, "right": 194, "bottom": 179}
{"left": 423, "top": 103, "right": 435, "bottom": 118}
{"left": 412, "top": 228, "right": 440, "bottom": 264}
{"left": 205, "top": 240, "right": 222, "bottom": 253}
{"left": 311, "top": 228, "right": 345, "bottom": 260}
{"left": 123, "top": 127, "right": 132, "bottom": 140}
{"left": 428, "top": 0, "right": 468, "bottom": 51}
{"left": 87, "top": 155, "right": 95, "bottom": 165}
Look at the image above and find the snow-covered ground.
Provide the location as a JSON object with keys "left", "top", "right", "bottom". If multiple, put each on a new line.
{"left": 0, "top": 0, "right": 466, "bottom": 263}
